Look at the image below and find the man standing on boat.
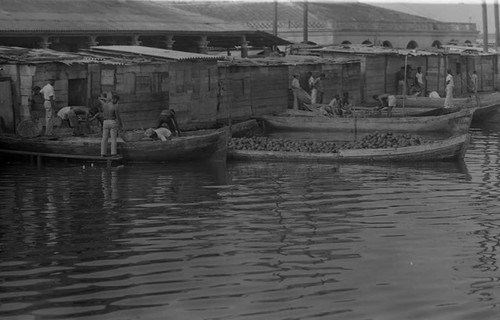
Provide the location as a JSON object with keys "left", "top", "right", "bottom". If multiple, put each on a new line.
{"left": 99, "top": 93, "right": 121, "bottom": 157}
{"left": 470, "top": 70, "right": 478, "bottom": 94}
{"left": 396, "top": 67, "right": 406, "bottom": 95}
{"left": 444, "top": 69, "right": 454, "bottom": 108}
{"left": 312, "top": 73, "right": 326, "bottom": 104}
{"left": 415, "top": 67, "right": 425, "bottom": 92}
{"left": 291, "top": 73, "right": 301, "bottom": 110}
{"left": 40, "top": 78, "right": 56, "bottom": 136}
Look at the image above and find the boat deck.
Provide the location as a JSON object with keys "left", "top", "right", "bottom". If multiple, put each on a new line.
{"left": 0, "top": 148, "right": 123, "bottom": 167}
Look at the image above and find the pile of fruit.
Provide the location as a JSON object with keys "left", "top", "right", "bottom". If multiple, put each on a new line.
{"left": 229, "top": 132, "right": 428, "bottom": 154}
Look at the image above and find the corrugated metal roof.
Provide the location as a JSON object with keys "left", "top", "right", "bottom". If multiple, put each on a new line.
{"left": 219, "top": 54, "right": 360, "bottom": 67}
{"left": 89, "top": 46, "right": 225, "bottom": 61}
{"left": 0, "top": 46, "right": 157, "bottom": 65}
{"left": 311, "top": 44, "right": 497, "bottom": 56}
{"left": 310, "top": 45, "right": 441, "bottom": 56}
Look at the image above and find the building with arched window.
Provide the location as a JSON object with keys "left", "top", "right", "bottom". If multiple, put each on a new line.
{"left": 171, "top": 1, "right": 479, "bottom": 50}
{"left": 0, "top": 1, "right": 479, "bottom": 52}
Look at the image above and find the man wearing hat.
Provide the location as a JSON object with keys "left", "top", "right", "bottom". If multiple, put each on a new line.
{"left": 40, "top": 77, "right": 56, "bottom": 135}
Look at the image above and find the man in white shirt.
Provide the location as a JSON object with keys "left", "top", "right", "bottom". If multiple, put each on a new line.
{"left": 470, "top": 70, "right": 478, "bottom": 94}
{"left": 444, "top": 69, "right": 454, "bottom": 108}
{"left": 39, "top": 78, "right": 56, "bottom": 135}
{"left": 415, "top": 67, "right": 424, "bottom": 91}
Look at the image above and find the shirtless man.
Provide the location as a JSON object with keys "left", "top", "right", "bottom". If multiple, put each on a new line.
{"left": 99, "top": 94, "right": 121, "bottom": 157}
{"left": 373, "top": 93, "right": 397, "bottom": 117}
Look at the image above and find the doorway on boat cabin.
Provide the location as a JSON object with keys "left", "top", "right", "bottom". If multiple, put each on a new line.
{"left": 0, "top": 78, "right": 15, "bottom": 133}
{"left": 68, "top": 78, "right": 87, "bottom": 107}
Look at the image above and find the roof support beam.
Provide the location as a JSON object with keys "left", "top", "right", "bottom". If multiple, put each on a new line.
{"left": 38, "top": 36, "right": 51, "bottom": 49}
{"left": 198, "top": 35, "right": 209, "bottom": 54}
{"left": 165, "top": 35, "right": 175, "bottom": 50}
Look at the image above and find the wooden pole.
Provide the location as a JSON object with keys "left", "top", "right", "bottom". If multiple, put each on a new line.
{"left": 303, "top": 1, "right": 308, "bottom": 43}
{"left": 273, "top": 0, "right": 278, "bottom": 36}
{"left": 495, "top": 0, "right": 500, "bottom": 50}
{"left": 403, "top": 54, "right": 408, "bottom": 117}
{"left": 482, "top": 1, "right": 489, "bottom": 53}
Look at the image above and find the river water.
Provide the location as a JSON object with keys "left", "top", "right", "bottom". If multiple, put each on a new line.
{"left": 1, "top": 124, "right": 499, "bottom": 320}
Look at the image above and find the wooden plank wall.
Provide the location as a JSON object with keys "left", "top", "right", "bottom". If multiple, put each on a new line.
{"left": 169, "top": 61, "right": 219, "bottom": 130}
{"left": 320, "top": 63, "right": 345, "bottom": 104}
{"left": 478, "top": 55, "right": 496, "bottom": 92}
{"left": 425, "top": 56, "right": 444, "bottom": 95}
{"left": 218, "top": 64, "right": 289, "bottom": 120}
{"left": 341, "top": 62, "right": 362, "bottom": 105}
{"left": 249, "top": 65, "right": 289, "bottom": 116}
{"left": 222, "top": 65, "right": 252, "bottom": 122}
{"left": 365, "top": 55, "right": 386, "bottom": 101}
{"left": 87, "top": 61, "right": 219, "bottom": 131}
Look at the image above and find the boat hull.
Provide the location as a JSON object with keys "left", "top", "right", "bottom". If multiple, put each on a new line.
{"left": 228, "top": 134, "right": 470, "bottom": 163}
{"left": 396, "top": 92, "right": 500, "bottom": 124}
{"left": 120, "top": 128, "right": 228, "bottom": 162}
{"left": 261, "top": 108, "right": 474, "bottom": 137}
{"left": 0, "top": 128, "right": 228, "bottom": 163}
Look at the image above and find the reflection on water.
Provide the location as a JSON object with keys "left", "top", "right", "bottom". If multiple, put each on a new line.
{"left": 1, "top": 125, "right": 500, "bottom": 320}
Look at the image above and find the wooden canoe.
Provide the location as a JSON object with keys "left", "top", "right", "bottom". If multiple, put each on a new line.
{"left": 395, "top": 92, "right": 500, "bottom": 123}
{"left": 0, "top": 127, "right": 228, "bottom": 163}
{"left": 260, "top": 107, "right": 475, "bottom": 137}
{"left": 228, "top": 134, "right": 470, "bottom": 163}
{"left": 120, "top": 127, "right": 228, "bottom": 162}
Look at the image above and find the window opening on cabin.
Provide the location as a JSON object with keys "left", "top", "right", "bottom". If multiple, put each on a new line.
{"left": 136, "top": 76, "right": 152, "bottom": 93}
{"left": 101, "top": 69, "right": 115, "bottom": 86}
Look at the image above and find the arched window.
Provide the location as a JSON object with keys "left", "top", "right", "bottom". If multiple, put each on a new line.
{"left": 431, "top": 40, "right": 442, "bottom": 48}
{"left": 341, "top": 40, "right": 351, "bottom": 45}
{"left": 362, "top": 40, "right": 372, "bottom": 45}
{"left": 406, "top": 40, "right": 418, "bottom": 49}
{"left": 382, "top": 40, "right": 393, "bottom": 48}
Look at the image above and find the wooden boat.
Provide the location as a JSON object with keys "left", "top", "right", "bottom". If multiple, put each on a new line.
{"left": 260, "top": 107, "right": 475, "bottom": 137}
{"left": 120, "top": 127, "right": 228, "bottom": 162}
{"left": 0, "top": 127, "right": 228, "bottom": 163}
{"left": 228, "top": 134, "right": 470, "bottom": 163}
{"left": 395, "top": 92, "right": 500, "bottom": 123}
